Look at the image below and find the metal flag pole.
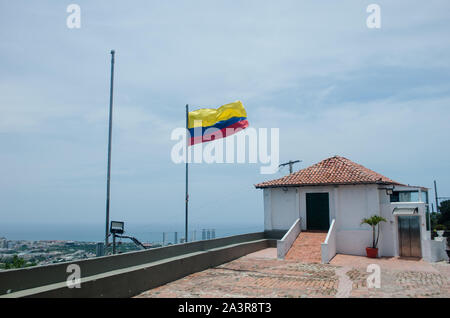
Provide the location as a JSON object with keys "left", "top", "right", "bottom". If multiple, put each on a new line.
{"left": 185, "top": 104, "right": 189, "bottom": 243}
{"left": 105, "top": 50, "right": 115, "bottom": 251}
{"left": 184, "top": 104, "right": 189, "bottom": 243}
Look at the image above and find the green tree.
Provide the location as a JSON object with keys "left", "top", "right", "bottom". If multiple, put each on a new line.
{"left": 361, "top": 215, "right": 387, "bottom": 249}
{"left": 3, "top": 255, "right": 26, "bottom": 269}
{"left": 430, "top": 212, "right": 440, "bottom": 230}
{"left": 438, "top": 200, "right": 450, "bottom": 229}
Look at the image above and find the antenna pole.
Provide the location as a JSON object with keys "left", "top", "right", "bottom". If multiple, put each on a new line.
{"left": 279, "top": 160, "right": 302, "bottom": 174}
{"left": 434, "top": 180, "right": 439, "bottom": 213}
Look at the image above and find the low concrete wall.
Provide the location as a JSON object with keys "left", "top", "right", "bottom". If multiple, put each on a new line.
{"left": 277, "top": 219, "right": 301, "bottom": 259}
{"left": 321, "top": 219, "right": 336, "bottom": 264}
{"left": 0, "top": 232, "right": 277, "bottom": 298}
{"left": 265, "top": 230, "right": 287, "bottom": 239}
{"left": 422, "top": 238, "right": 449, "bottom": 263}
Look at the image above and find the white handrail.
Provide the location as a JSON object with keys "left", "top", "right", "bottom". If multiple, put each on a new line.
{"left": 321, "top": 219, "right": 337, "bottom": 263}
{"left": 277, "top": 218, "right": 301, "bottom": 259}
{"left": 324, "top": 219, "right": 336, "bottom": 244}
{"left": 280, "top": 218, "right": 301, "bottom": 241}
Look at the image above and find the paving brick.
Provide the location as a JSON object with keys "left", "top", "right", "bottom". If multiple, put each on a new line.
{"left": 285, "top": 231, "right": 327, "bottom": 263}
{"left": 135, "top": 249, "right": 450, "bottom": 298}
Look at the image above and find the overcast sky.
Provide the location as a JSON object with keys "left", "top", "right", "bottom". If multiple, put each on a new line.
{"left": 1, "top": 0, "right": 449, "bottom": 230}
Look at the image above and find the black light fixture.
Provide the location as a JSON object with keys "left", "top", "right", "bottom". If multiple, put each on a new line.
{"left": 386, "top": 188, "right": 394, "bottom": 195}
{"left": 110, "top": 221, "right": 124, "bottom": 255}
{"left": 110, "top": 221, "right": 124, "bottom": 235}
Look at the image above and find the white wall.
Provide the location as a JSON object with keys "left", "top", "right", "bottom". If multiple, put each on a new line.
{"left": 379, "top": 190, "right": 396, "bottom": 256}
{"left": 422, "top": 239, "right": 449, "bottom": 262}
{"left": 326, "top": 184, "right": 382, "bottom": 256}
{"left": 263, "top": 188, "right": 298, "bottom": 230}
{"left": 263, "top": 184, "right": 431, "bottom": 258}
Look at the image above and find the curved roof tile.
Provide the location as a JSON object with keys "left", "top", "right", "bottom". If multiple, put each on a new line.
{"left": 255, "top": 156, "right": 404, "bottom": 188}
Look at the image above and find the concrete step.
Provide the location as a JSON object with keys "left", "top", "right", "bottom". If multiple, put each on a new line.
{"left": 285, "top": 231, "right": 327, "bottom": 263}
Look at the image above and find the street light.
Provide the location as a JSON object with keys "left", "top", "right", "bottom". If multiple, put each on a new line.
{"left": 110, "top": 221, "right": 124, "bottom": 235}
{"left": 110, "top": 221, "right": 124, "bottom": 254}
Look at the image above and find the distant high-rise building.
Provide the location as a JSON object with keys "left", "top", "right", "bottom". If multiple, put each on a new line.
{"left": 0, "top": 237, "right": 8, "bottom": 249}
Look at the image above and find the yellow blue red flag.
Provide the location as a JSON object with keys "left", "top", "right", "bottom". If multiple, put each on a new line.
{"left": 188, "top": 101, "right": 249, "bottom": 145}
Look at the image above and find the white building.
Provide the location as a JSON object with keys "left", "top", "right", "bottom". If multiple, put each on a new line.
{"left": 0, "top": 237, "right": 8, "bottom": 249}
{"left": 255, "top": 155, "right": 448, "bottom": 263}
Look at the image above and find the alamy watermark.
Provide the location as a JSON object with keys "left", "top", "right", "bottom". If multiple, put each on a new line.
{"left": 366, "top": 4, "right": 381, "bottom": 29}
{"left": 366, "top": 264, "right": 381, "bottom": 288}
{"left": 66, "top": 264, "right": 81, "bottom": 288}
{"left": 171, "top": 124, "right": 280, "bottom": 174}
{"left": 66, "top": 4, "right": 81, "bottom": 29}
{"left": 65, "top": 4, "right": 379, "bottom": 30}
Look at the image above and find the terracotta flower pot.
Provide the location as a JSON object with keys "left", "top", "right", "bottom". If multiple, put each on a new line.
{"left": 366, "top": 247, "right": 378, "bottom": 258}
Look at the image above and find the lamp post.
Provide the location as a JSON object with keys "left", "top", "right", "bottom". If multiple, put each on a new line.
{"left": 110, "top": 221, "right": 124, "bottom": 255}
{"left": 105, "top": 50, "right": 115, "bottom": 250}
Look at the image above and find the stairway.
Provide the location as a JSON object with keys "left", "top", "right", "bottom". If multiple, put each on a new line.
{"left": 285, "top": 231, "right": 327, "bottom": 263}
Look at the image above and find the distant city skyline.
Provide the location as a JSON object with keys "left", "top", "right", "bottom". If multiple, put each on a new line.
{"left": 1, "top": 1, "right": 449, "bottom": 230}
{"left": 0, "top": 222, "right": 263, "bottom": 242}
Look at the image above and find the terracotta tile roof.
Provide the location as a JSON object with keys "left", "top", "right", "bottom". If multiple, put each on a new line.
{"left": 255, "top": 156, "right": 403, "bottom": 188}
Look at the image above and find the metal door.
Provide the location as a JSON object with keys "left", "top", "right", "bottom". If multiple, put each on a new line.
{"left": 306, "top": 193, "right": 330, "bottom": 231}
{"left": 398, "top": 216, "right": 421, "bottom": 257}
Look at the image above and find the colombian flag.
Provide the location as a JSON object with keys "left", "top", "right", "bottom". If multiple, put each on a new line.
{"left": 188, "top": 101, "right": 249, "bottom": 146}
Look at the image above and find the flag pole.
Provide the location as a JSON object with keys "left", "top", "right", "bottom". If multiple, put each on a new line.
{"left": 105, "top": 50, "right": 115, "bottom": 251}
{"left": 185, "top": 104, "right": 189, "bottom": 243}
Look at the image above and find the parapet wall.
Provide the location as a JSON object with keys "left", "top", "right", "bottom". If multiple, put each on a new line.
{"left": 0, "top": 232, "right": 279, "bottom": 298}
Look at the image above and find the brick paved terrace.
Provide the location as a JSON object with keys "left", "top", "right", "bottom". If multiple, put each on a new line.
{"left": 136, "top": 248, "right": 450, "bottom": 298}
{"left": 285, "top": 231, "right": 327, "bottom": 263}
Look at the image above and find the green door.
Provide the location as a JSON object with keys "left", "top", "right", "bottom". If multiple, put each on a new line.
{"left": 306, "top": 193, "right": 330, "bottom": 230}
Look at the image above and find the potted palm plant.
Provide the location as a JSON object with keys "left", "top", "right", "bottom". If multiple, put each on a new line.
{"left": 361, "top": 215, "right": 387, "bottom": 258}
